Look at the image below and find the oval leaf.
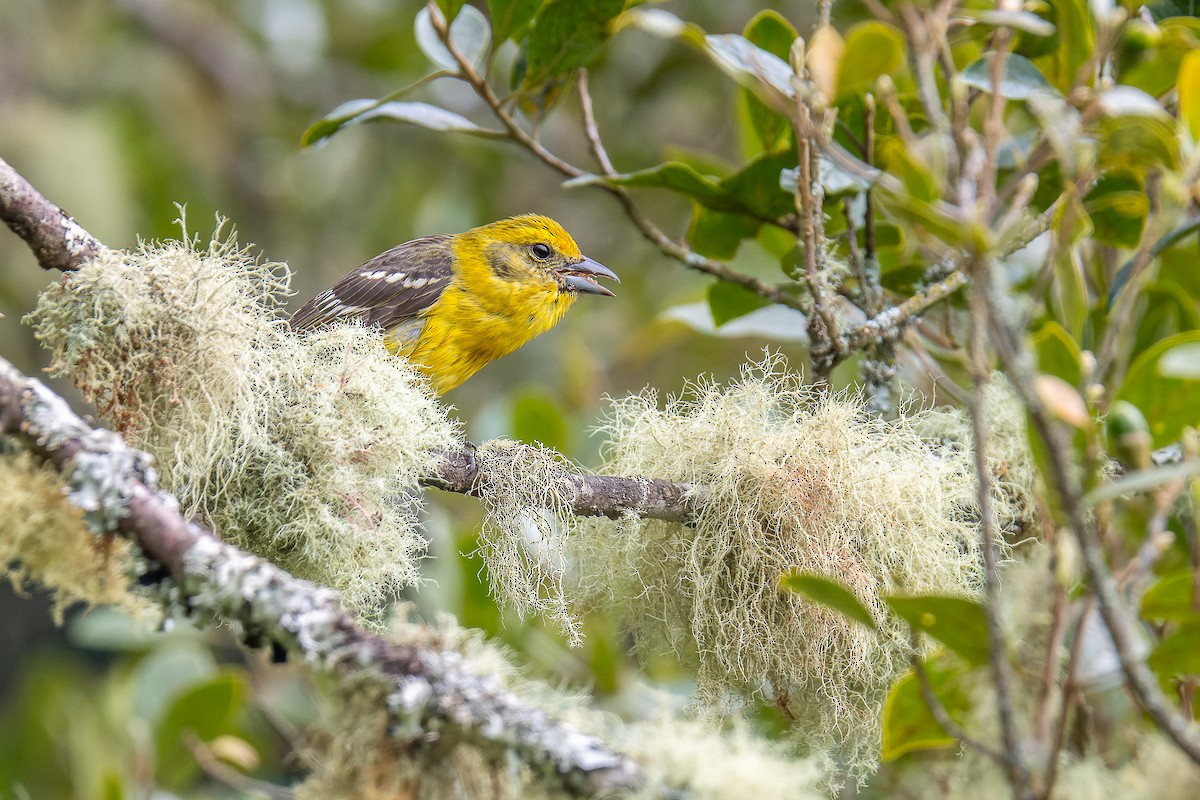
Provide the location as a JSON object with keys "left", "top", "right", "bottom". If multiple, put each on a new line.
{"left": 1142, "top": 571, "right": 1200, "bottom": 622}
{"left": 1115, "top": 331, "right": 1200, "bottom": 446}
{"left": 883, "top": 595, "right": 991, "bottom": 666}
{"left": 415, "top": 4, "right": 491, "bottom": 73}
{"left": 780, "top": 571, "right": 878, "bottom": 630}
{"left": 704, "top": 34, "right": 796, "bottom": 104}
{"left": 882, "top": 651, "right": 973, "bottom": 761}
{"left": 837, "top": 21, "right": 905, "bottom": 98}
{"left": 960, "top": 53, "right": 1060, "bottom": 100}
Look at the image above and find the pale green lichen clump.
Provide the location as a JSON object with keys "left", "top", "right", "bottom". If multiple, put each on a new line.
{"left": 26, "top": 226, "right": 458, "bottom": 617}
{"left": 296, "top": 611, "right": 828, "bottom": 800}
{"left": 0, "top": 450, "right": 143, "bottom": 622}
{"left": 571, "top": 358, "right": 1012, "bottom": 782}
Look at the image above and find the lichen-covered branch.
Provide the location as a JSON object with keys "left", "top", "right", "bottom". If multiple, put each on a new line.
{"left": 0, "top": 356, "right": 644, "bottom": 797}
{"left": 0, "top": 156, "right": 102, "bottom": 271}
{"left": 424, "top": 443, "right": 699, "bottom": 523}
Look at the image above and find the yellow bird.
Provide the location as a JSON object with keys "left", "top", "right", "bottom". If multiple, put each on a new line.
{"left": 290, "top": 214, "right": 618, "bottom": 393}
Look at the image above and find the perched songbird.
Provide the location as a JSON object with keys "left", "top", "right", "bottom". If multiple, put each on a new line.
{"left": 290, "top": 214, "right": 618, "bottom": 393}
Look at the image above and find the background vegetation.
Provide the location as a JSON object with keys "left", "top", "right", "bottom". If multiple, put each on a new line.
{"left": 3, "top": 0, "right": 1200, "bottom": 797}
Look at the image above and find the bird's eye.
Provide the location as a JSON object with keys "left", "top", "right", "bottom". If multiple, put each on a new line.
{"left": 530, "top": 243, "right": 553, "bottom": 260}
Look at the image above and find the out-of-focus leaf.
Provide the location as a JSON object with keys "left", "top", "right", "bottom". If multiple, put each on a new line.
{"left": 877, "top": 188, "right": 979, "bottom": 250}
{"left": 807, "top": 25, "right": 845, "bottom": 99}
{"left": 1115, "top": 331, "right": 1200, "bottom": 447}
{"left": 960, "top": 53, "right": 1060, "bottom": 99}
{"left": 155, "top": 673, "right": 246, "bottom": 789}
{"left": 566, "top": 162, "right": 733, "bottom": 209}
{"left": 1179, "top": 49, "right": 1200, "bottom": 140}
{"left": 688, "top": 206, "right": 761, "bottom": 260}
{"left": 511, "top": 391, "right": 570, "bottom": 452}
{"left": 1032, "top": 321, "right": 1083, "bottom": 387}
{"left": 360, "top": 102, "right": 502, "bottom": 135}
{"left": 1051, "top": 249, "right": 1088, "bottom": 340}
{"left": 1160, "top": 342, "right": 1200, "bottom": 379}
{"left": 436, "top": 0, "right": 466, "bottom": 22}
{"left": 660, "top": 302, "right": 808, "bottom": 341}
{"left": 837, "top": 21, "right": 905, "bottom": 99}
{"left": 416, "top": 4, "right": 491, "bottom": 72}
{"left": 1142, "top": 571, "right": 1200, "bottom": 622}
{"left": 522, "top": 0, "right": 626, "bottom": 89}
{"left": 876, "top": 137, "right": 939, "bottom": 203}
{"left": 1149, "top": 618, "right": 1200, "bottom": 678}
{"left": 1084, "top": 175, "right": 1148, "bottom": 249}
{"left": 1035, "top": 375, "right": 1093, "bottom": 429}
{"left": 1088, "top": 461, "right": 1200, "bottom": 504}
{"left": 780, "top": 572, "right": 878, "bottom": 630}
{"left": 882, "top": 651, "right": 973, "bottom": 761}
{"left": 1097, "top": 86, "right": 1167, "bottom": 118}
{"left": 488, "top": 0, "right": 543, "bottom": 43}
{"left": 722, "top": 149, "right": 797, "bottom": 218}
{"left": 741, "top": 11, "right": 797, "bottom": 152}
{"left": 1048, "top": 0, "right": 1095, "bottom": 93}
{"left": 708, "top": 280, "right": 772, "bottom": 326}
{"left": 1096, "top": 115, "right": 1179, "bottom": 172}
{"left": 704, "top": 34, "right": 795, "bottom": 106}
{"left": 883, "top": 595, "right": 992, "bottom": 667}
{"left": 971, "top": 10, "right": 1056, "bottom": 36}
{"left": 1110, "top": 217, "right": 1200, "bottom": 303}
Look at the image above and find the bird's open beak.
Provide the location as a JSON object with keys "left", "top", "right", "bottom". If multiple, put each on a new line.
{"left": 557, "top": 256, "right": 619, "bottom": 297}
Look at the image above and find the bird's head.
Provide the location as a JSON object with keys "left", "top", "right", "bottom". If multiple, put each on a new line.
{"left": 457, "top": 214, "right": 619, "bottom": 298}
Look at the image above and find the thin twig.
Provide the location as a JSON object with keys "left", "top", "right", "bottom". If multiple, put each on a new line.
{"left": 967, "top": 258, "right": 1031, "bottom": 799}
{"left": 910, "top": 645, "right": 1009, "bottom": 764}
{"left": 982, "top": 274, "right": 1200, "bottom": 769}
{"left": 425, "top": 3, "right": 807, "bottom": 312}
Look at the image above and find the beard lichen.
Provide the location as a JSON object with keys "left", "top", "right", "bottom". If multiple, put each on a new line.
{"left": 471, "top": 439, "right": 583, "bottom": 644}
{"left": 26, "top": 227, "right": 458, "bottom": 618}
{"left": 296, "top": 610, "right": 828, "bottom": 800}
{"left": 568, "top": 357, "right": 1014, "bottom": 782}
{"left": 0, "top": 449, "right": 144, "bottom": 622}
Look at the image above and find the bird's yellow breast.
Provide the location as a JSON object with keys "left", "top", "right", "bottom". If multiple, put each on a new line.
{"left": 386, "top": 278, "right": 576, "bottom": 393}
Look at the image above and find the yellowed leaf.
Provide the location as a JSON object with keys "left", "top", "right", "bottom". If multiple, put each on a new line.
{"left": 806, "top": 25, "right": 844, "bottom": 100}
{"left": 1178, "top": 49, "right": 1200, "bottom": 141}
{"left": 1035, "top": 374, "right": 1092, "bottom": 429}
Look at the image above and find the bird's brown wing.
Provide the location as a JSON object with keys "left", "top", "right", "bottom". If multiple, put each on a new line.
{"left": 289, "top": 235, "right": 455, "bottom": 333}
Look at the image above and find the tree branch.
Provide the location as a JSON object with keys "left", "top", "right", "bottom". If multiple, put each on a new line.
{"left": 0, "top": 356, "right": 645, "bottom": 797}
{"left": 0, "top": 153, "right": 702, "bottom": 525}
{"left": 0, "top": 157, "right": 102, "bottom": 271}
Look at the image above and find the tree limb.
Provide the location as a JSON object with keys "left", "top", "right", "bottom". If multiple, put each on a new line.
{"left": 0, "top": 356, "right": 645, "bottom": 797}
{"left": 0, "top": 157, "right": 102, "bottom": 271}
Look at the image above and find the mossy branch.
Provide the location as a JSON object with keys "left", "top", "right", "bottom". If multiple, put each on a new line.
{"left": 424, "top": 443, "right": 699, "bottom": 523}
{"left": 0, "top": 156, "right": 102, "bottom": 271}
{"left": 0, "top": 355, "right": 645, "bottom": 798}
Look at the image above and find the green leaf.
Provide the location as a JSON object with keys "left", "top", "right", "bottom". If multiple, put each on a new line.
{"left": 1048, "top": 0, "right": 1095, "bottom": 93}
{"left": 1116, "top": 331, "right": 1200, "bottom": 446}
{"left": 488, "top": 0, "right": 543, "bottom": 43}
{"left": 1084, "top": 175, "right": 1148, "bottom": 249}
{"left": 416, "top": 4, "right": 492, "bottom": 72}
{"left": 960, "top": 53, "right": 1060, "bottom": 99}
{"left": 1178, "top": 49, "right": 1200, "bottom": 140}
{"left": 436, "top": 0, "right": 466, "bottom": 22}
{"left": 566, "top": 162, "right": 736, "bottom": 210}
{"left": 511, "top": 391, "right": 570, "bottom": 452}
{"left": 882, "top": 651, "right": 973, "bottom": 761}
{"left": 971, "top": 10, "right": 1056, "bottom": 36}
{"left": 707, "top": 280, "right": 772, "bottom": 326}
{"left": 1031, "top": 321, "right": 1083, "bottom": 387}
{"left": 740, "top": 11, "right": 797, "bottom": 152}
{"left": 721, "top": 149, "right": 797, "bottom": 218}
{"left": 155, "top": 673, "right": 246, "bottom": 789}
{"left": 883, "top": 595, "right": 992, "bottom": 667}
{"left": 876, "top": 137, "right": 939, "bottom": 203}
{"left": 704, "top": 34, "right": 795, "bottom": 106}
{"left": 522, "top": 0, "right": 627, "bottom": 89}
{"left": 688, "top": 206, "right": 761, "bottom": 260}
{"left": 1096, "top": 115, "right": 1180, "bottom": 172}
{"left": 837, "top": 21, "right": 905, "bottom": 99}
{"left": 780, "top": 572, "right": 878, "bottom": 630}
{"left": 1143, "top": 571, "right": 1200, "bottom": 622}
{"left": 302, "top": 99, "right": 504, "bottom": 147}
{"left": 1149, "top": 617, "right": 1200, "bottom": 678}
